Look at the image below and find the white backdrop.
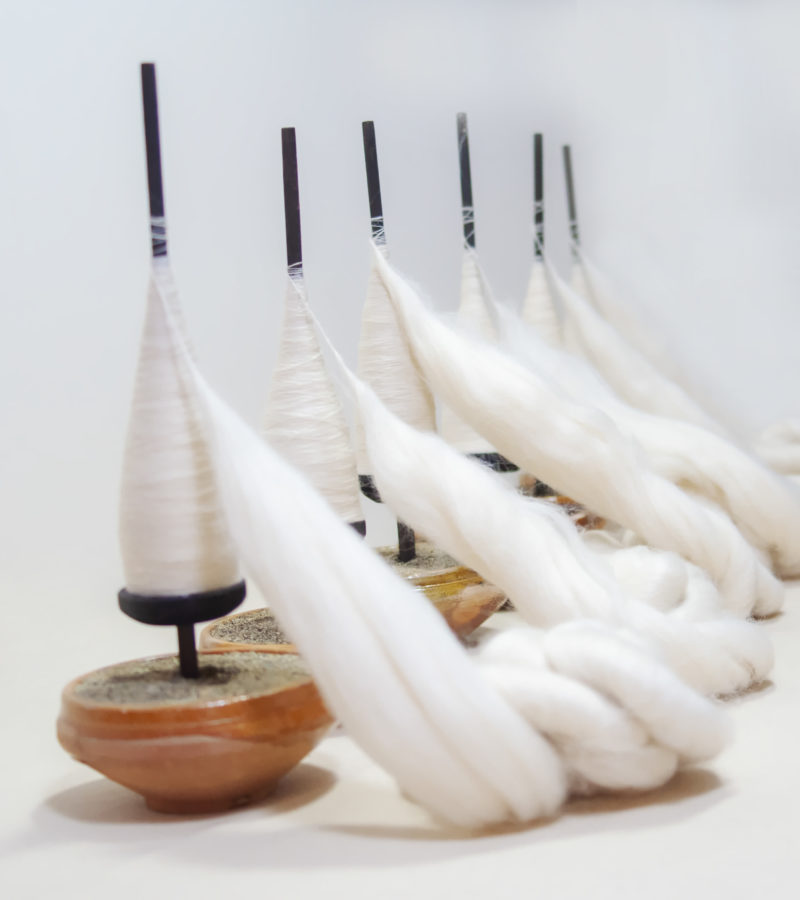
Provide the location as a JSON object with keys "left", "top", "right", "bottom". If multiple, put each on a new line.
{"left": 2, "top": 0, "right": 800, "bottom": 611}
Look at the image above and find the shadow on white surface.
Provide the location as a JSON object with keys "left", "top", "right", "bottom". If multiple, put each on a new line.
{"left": 40, "top": 761, "right": 337, "bottom": 828}
{"left": 12, "top": 764, "right": 729, "bottom": 872}
{"left": 325, "top": 767, "right": 728, "bottom": 845}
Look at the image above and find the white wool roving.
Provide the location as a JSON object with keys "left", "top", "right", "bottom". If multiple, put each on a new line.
{"left": 439, "top": 249, "right": 497, "bottom": 454}
{"left": 521, "top": 258, "right": 561, "bottom": 347}
{"left": 351, "top": 372, "right": 772, "bottom": 697}
{"left": 154, "top": 291, "right": 730, "bottom": 826}
{"left": 356, "top": 250, "right": 436, "bottom": 469}
{"left": 370, "top": 245, "right": 783, "bottom": 618}
{"left": 494, "top": 299, "right": 800, "bottom": 578}
{"left": 581, "top": 530, "right": 722, "bottom": 619}
{"left": 118, "top": 261, "right": 240, "bottom": 595}
{"left": 756, "top": 418, "right": 800, "bottom": 476}
{"left": 567, "top": 253, "right": 672, "bottom": 375}
{"left": 552, "top": 261, "right": 725, "bottom": 434}
{"left": 264, "top": 277, "right": 362, "bottom": 524}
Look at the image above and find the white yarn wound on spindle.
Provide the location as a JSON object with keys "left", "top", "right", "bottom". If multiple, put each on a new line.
{"left": 118, "top": 261, "right": 240, "bottom": 595}
{"left": 355, "top": 251, "right": 436, "bottom": 470}
{"left": 349, "top": 371, "right": 772, "bottom": 697}
{"left": 152, "top": 287, "right": 730, "bottom": 826}
{"left": 555, "top": 261, "right": 725, "bottom": 434}
{"left": 521, "top": 258, "right": 561, "bottom": 347}
{"left": 370, "top": 244, "right": 782, "bottom": 618}
{"left": 264, "top": 277, "right": 362, "bottom": 524}
{"left": 456, "top": 247, "right": 498, "bottom": 340}
{"left": 439, "top": 249, "right": 498, "bottom": 454}
{"left": 494, "top": 297, "right": 800, "bottom": 578}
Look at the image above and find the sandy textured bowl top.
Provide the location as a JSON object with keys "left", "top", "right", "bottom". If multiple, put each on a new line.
{"left": 210, "top": 609, "right": 291, "bottom": 645}
{"left": 375, "top": 539, "right": 459, "bottom": 574}
{"left": 72, "top": 652, "right": 311, "bottom": 706}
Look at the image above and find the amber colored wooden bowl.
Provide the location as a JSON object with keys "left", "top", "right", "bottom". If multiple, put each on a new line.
{"left": 200, "top": 563, "right": 506, "bottom": 654}
{"left": 57, "top": 650, "right": 333, "bottom": 814}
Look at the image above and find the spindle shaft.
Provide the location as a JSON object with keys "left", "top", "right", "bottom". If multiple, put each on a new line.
{"left": 457, "top": 113, "right": 476, "bottom": 249}
{"left": 282, "top": 127, "right": 303, "bottom": 277}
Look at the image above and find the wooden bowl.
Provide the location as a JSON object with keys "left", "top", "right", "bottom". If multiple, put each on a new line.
{"left": 57, "top": 650, "right": 333, "bottom": 814}
{"left": 200, "top": 552, "right": 506, "bottom": 653}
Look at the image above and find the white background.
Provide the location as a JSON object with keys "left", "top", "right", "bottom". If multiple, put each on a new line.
{"left": 2, "top": 2, "right": 800, "bottom": 894}
{"left": 3, "top": 0, "right": 800, "bottom": 606}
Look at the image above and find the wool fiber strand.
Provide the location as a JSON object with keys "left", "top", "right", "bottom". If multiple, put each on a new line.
{"left": 370, "top": 245, "right": 782, "bottom": 618}
{"left": 495, "top": 296, "right": 800, "bottom": 578}
{"left": 351, "top": 368, "right": 772, "bottom": 697}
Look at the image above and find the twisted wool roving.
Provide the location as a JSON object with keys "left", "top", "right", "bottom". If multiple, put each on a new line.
{"left": 555, "top": 258, "right": 726, "bottom": 434}
{"left": 148, "top": 280, "right": 730, "bottom": 827}
{"left": 565, "top": 251, "right": 800, "bottom": 484}
{"left": 756, "top": 419, "right": 800, "bottom": 476}
{"left": 264, "top": 276, "right": 363, "bottom": 524}
{"left": 118, "top": 261, "right": 240, "bottom": 595}
{"left": 568, "top": 250, "right": 687, "bottom": 387}
{"left": 370, "top": 245, "right": 783, "bottom": 618}
{"left": 350, "top": 365, "right": 772, "bottom": 697}
{"left": 495, "top": 281, "right": 800, "bottom": 578}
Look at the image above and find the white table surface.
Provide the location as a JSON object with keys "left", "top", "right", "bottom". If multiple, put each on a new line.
{"left": 3, "top": 584, "right": 799, "bottom": 900}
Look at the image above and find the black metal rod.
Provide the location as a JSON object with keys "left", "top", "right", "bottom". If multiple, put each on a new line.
{"left": 282, "top": 127, "right": 303, "bottom": 277}
{"left": 362, "top": 121, "right": 386, "bottom": 246}
{"left": 140, "top": 63, "right": 167, "bottom": 258}
{"left": 534, "top": 133, "right": 544, "bottom": 259}
{"left": 177, "top": 624, "right": 199, "bottom": 678}
{"left": 457, "top": 113, "right": 475, "bottom": 248}
{"left": 563, "top": 144, "right": 580, "bottom": 256}
{"left": 397, "top": 521, "right": 416, "bottom": 563}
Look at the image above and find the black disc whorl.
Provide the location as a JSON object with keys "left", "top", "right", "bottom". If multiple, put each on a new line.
{"left": 359, "top": 474, "right": 382, "bottom": 503}
{"left": 118, "top": 581, "right": 247, "bottom": 627}
{"left": 470, "top": 452, "right": 519, "bottom": 473}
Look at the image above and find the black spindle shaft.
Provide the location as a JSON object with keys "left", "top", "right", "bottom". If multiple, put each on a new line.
{"left": 563, "top": 144, "right": 580, "bottom": 258}
{"left": 177, "top": 625, "right": 199, "bottom": 678}
{"left": 282, "top": 128, "right": 303, "bottom": 278}
{"left": 140, "top": 63, "right": 167, "bottom": 259}
{"left": 362, "top": 121, "right": 386, "bottom": 246}
{"left": 358, "top": 121, "right": 414, "bottom": 559}
{"left": 534, "top": 133, "right": 544, "bottom": 259}
{"left": 397, "top": 522, "right": 416, "bottom": 564}
{"left": 457, "top": 113, "right": 475, "bottom": 248}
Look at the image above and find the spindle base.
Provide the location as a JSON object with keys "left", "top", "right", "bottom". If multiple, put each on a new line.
{"left": 57, "top": 650, "right": 332, "bottom": 815}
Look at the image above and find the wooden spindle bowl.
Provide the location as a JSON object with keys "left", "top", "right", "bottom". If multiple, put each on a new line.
{"left": 57, "top": 650, "right": 333, "bottom": 814}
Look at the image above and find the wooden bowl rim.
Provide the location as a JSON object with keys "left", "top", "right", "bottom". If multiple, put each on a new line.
{"left": 59, "top": 650, "right": 317, "bottom": 720}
